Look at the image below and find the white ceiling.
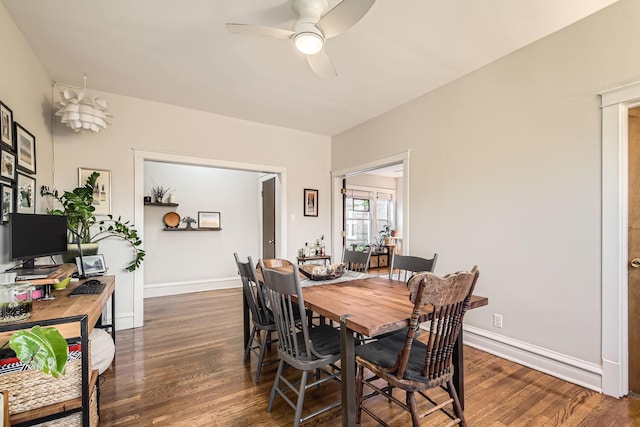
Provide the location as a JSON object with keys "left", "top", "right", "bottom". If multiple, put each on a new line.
{"left": 1, "top": 0, "right": 619, "bottom": 136}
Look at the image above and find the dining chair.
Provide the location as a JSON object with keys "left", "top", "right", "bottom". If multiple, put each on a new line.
{"left": 258, "top": 260, "right": 342, "bottom": 427}
{"left": 355, "top": 266, "right": 480, "bottom": 427}
{"left": 342, "top": 247, "right": 372, "bottom": 273}
{"left": 234, "top": 253, "right": 278, "bottom": 383}
{"left": 388, "top": 253, "right": 438, "bottom": 281}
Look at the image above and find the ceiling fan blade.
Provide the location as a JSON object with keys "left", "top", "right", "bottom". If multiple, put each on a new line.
{"left": 316, "top": 0, "right": 375, "bottom": 39}
{"left": 307, "top": 49, "right": 337, "bottom": 79}
{"left": 225, "top": 23, "right": 294, "bottom": 39}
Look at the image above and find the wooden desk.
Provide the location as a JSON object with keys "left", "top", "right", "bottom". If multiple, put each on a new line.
{"left": 0, "top": 276, "right": 115, "bottom": 426}
{"left": 251, "top": 271, "right": 488, "bottom": 426}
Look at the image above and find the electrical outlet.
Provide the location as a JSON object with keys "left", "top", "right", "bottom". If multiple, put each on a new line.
{"left": 493, "top": 313, "right": 503, "bottom": 328}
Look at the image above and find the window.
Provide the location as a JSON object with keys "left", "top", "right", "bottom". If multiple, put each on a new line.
{"left": 345, "top": 188, "right": 395, "bottom": 249}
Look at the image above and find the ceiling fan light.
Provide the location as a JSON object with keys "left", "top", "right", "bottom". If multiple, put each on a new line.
{"left": 294, "top": 32, "right": 323, "bottom": 55}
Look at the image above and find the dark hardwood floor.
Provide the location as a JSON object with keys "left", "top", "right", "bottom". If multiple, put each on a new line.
{"left": 99, "top": 281, "right": 640, "bottom": 426}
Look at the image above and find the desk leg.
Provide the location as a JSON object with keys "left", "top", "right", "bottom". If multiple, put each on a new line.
{"left": 340, "top": 315, "right": 356, "bottom": 427}
{"left": 453, "top": 328, "right": 465, "bottom": 409}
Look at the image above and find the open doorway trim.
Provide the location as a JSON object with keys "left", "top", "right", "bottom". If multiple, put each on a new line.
{"left": 133, "top": 149, "right": 287, "bottom": 329}
{"left": 331, "top": 151, "right": 410, "bottom": 262}
{"left": 600, "top": 81, "right": 640, "bottom": 397}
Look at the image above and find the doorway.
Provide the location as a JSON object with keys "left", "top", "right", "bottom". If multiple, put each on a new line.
{"left": 262, "top": 176, "right": 276, "bottom": 259}
{"left": 628, "top": 106, "right": 640, "bottom": 394}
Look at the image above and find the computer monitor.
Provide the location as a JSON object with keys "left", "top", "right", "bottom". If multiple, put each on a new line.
{"left": 10, "top": 213, "right": 68, "bottom": 269}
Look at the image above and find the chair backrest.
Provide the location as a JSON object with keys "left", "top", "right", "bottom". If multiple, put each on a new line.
{"left": 342, "top": 248, "right": 372, "bottom": 272}
{"left": 258, "top": 260, "right": 321, "bottom": 362}
{"left": 234, "top": 253, "right": 273, "bottom": 328}
{"left": 389, "top": 253, "right": 438, "bottom": 281}
{"left": 395, "top": 266, "right": 479, "bottom": 382}
{"left": 261, "top": 258, "right": 293, "bottom": 269}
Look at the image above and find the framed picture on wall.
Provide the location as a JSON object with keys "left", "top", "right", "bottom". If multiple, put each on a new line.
{"left": 304, "top": 188, "right": 318, "bottom": 217}
{"left": 198, "top": 211, "right": 221, "bottom": 229}
{"left": 1, "top": 183, "right": 12, "bottom": 224}
{"left": 78, "top": 167, "right": 111, "bottom": 215}
{"left": 16, "top": 172, "right": 35, "bottom": 214}
{"left": 1, "top": 149, "right": 16, "bottom": 182}
{"left": 0, "top": 102, "right": 13, "bottom": 150}
{"left": 14, "top": 122, "right": 36, "bottom": 174}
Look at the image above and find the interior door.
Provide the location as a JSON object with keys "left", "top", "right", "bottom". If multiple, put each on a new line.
{"left": 628, "top": 107, "right": 640, "bottom": 394}
{"left": 262, "top": 177, "right": 276, "bottom": 259}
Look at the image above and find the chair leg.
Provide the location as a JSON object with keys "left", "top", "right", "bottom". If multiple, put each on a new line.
{"left": 243, "top": 326, "right": 257, "bottom": 364}
{"left": 447, "top": 379, "right": 466, "bottom": 427}
{"left": 268, "top": 360, "right": 285, "bottom": 412}
{"left": 293, "top": 370, "right": 309, "bottom": 427}
{"left": 355, "top": 364, "right": 365, "bottom": 425}
{"left": 407, "top": 391, "right": 420, "bottom": 427}
{"left": 255, "top": 330, "right": 267, "bottom": 383}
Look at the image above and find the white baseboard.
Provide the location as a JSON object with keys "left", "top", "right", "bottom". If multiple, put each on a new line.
{"left": 464, "top": 325, "right": 603, "bottom": 393}
{"left": 144, "top": 276, "right": 241, "bottom": 298}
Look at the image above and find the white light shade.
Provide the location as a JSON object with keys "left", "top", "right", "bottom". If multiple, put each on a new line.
{"left": 54, "top": 79, "right": 112, "bottom": 133}
{"left": 294, "top": 32, "right": 323, "bottom": 55}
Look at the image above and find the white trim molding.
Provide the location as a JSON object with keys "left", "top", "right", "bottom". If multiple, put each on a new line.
{"left": 598, "top": 80, "right": 640, "bottom": 397}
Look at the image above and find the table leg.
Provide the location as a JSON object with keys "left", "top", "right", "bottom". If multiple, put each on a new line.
{"left": 340, "top": 315, "right": 356, "bottom": 427}
{"left": 453, "top": 327, "right": 465, "bottom": 409}
{"left": 243, "top": 293, "right": 250, "bottom": 349}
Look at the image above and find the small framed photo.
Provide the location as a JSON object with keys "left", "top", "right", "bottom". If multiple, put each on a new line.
{"left": 1, "top": 149, "right": 16, "bottom": 182}
{"left": 304, "top": 188, "right": 318, "bottom": 217}
{"left": 198, "top": 211, "right": 221, "bottom": 229}
{"left": 75, "top": 254, "right": 107, "bottom": 277}
{"left": 16, "top": 172, "right": 35, "bottom": 214}
{"left": 0, "top": 102, "right": 13, "bottom": 150}
{"left": 79, "top": 167, "right": 111, "bottom": 215}
{"left": 14, "top": 122, "right": 36, "bottom": 174}
{"left": 1, "top": 183, "right": 12, "bottom": 224}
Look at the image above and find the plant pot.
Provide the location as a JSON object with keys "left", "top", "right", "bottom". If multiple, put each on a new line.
{"left": 62, "top": 243, "right": 100, "bottom": 263}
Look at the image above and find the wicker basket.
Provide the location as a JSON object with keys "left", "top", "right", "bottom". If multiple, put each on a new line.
{"left": 31, "top": 385, "right": 98, "bottom": 427}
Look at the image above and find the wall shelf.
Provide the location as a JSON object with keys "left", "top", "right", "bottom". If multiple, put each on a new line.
{"left": 163, "top": 227, "right": 221, "bottom": 231}
{"left": 145, "top": 202, "right": 178, "bottom": 207}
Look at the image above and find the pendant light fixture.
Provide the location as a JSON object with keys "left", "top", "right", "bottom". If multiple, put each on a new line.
{"left": 54, "top": 74, "right": 112, "bottom": 133}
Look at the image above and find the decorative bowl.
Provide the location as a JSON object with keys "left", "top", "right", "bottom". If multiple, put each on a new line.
{"left": 53, "top": 277, "right": 72, "bottom": 290}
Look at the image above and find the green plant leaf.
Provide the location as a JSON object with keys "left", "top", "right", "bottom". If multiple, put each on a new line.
{"left": 9, "top": 326, "right": 68, "bottom": 378}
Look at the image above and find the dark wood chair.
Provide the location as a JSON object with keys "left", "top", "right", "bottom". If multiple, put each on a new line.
{"left": 355, "top": 266, "right": 480, "bottom": 427}
{"left": 234, "top": 253, "right": 278, "bottom": 383}
{"left": 389, "top": 253, "right": 438, "bottom": 281}
{"left": 258, "top": 260, "right": 342, "bottom": 427}
{"left": 260, "top": 258, "right": 293, "bottom": 269}
{"left": 342, "top": 248, "right": 372, "bottom": 273}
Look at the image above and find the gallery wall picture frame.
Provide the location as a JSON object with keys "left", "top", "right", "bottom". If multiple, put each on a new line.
{"left": 0, "top": 102, "right": 13, "bottom": 150}
{"left": 198, "top": 211, "right": 221, "bottom": 229}
{"left": 1, "top": 183, "right": 12, "bottom": 224}
{"left": 16, "top": 172, "right": 35, "bottom": 214}
{"left": 14, "top": 122, "right": 36, "bottom": 174}
{"left": 304, "top": 188, "right": 318, "bottom": 217}
{"left": 78, "top": 167, "right": 111, "bottom": 215}
{"left": 0, "top": 149, "right": 16, "bottom": 182}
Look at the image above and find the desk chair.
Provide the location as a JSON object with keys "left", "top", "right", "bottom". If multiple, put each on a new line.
{"left": 355, "top": 267, "right": 479, "bottom": 427}
{"left": 342, "top": 248, "right": 372, "bottom": 273}
{"left": 259, "top": 260, "right": 341, "bottom": 427}
{"left": 389, "top": 253, "right": 438, "bottom": 281}
{"left": 234, "top": 253, "right": 278, "bottom": 383}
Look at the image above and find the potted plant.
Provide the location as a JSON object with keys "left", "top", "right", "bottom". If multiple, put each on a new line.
{"left": 7, "top": 326, "right": 68, "bottom": 378}
{"left": 40, "top": 171, "right": 145, "bottom": 272}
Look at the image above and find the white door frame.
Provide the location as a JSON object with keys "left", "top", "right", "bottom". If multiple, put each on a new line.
{"left": 331, "top": 151, "right": 410, "bottom": 262}
{"left": 600, "top": 81, "right": 640, "bottom": 397}
{"left": 133, "top": 150, "right": 287, "bottom": 328}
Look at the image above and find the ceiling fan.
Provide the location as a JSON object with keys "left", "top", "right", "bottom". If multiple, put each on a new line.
{"left": 225, "top": 0, "right": 375, "bottom": 79}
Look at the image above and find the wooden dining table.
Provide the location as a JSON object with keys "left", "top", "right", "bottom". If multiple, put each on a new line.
{"left": 249, "top": 270, "right": 488, "bottom": 427}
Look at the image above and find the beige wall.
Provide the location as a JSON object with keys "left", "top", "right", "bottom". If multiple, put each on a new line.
{"left": 333, "top": 0, "right": 639, "bottom": 370}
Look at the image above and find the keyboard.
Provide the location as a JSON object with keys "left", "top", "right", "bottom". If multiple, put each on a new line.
{"left": 69, "top": 279, "right": 105, "bottom": 297}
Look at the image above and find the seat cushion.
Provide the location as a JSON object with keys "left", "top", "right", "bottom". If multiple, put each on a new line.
{"left": 305, "top": 324, "right": 341, "bottom": 357}
{"left": 355, "top": 332, "right": 450, "bottom": 384}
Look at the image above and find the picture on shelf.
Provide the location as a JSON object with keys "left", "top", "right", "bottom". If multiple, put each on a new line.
{"left": 75, "top": 254, "right": 107, "bottom": 276}
{"left": 79, "top": 167, "right": 111, "bottom": 215}
{"left": 198, "top": 211, "right": 220, "bottom": 229}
